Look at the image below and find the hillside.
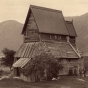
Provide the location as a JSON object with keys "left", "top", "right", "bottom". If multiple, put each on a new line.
{"left": 0, "top": 20, "right": 23, "bottom": 55}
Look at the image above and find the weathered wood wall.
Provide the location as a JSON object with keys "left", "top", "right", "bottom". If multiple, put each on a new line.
{"left": 59, "top": 58, "right": 83, "bottom": 75}
{"left": 40, "top": 33, "right": 67, "bottom": 42}
{"left": 24, "top": 12, "right": 39, "bottom": 42}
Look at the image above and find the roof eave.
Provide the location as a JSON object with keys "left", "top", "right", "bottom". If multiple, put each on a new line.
{"left": 39, "top": 32, "right": 69, "bottom": 36}
{"left": 21, "top": 6, "right": 31, "bottom": 34}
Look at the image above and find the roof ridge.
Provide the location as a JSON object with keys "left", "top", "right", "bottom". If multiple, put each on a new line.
{"left": 30, "top": 5, "right": 62, "bottom": 13}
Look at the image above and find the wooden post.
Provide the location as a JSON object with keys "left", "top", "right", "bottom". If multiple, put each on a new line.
{"left": 77, "top": 64, "right": 79, "bottom": 75}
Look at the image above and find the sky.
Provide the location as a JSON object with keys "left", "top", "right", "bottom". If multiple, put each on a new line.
{"left": 0, "top": 0, "right": 88, "bottom": 23}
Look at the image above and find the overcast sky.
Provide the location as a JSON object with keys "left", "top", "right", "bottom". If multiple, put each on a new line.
{"left": 0, "top": 0, "right": 88, "bottom": 23}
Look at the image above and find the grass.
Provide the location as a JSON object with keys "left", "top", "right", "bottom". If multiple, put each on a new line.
{"left": 0, "top": 66, "right": 10, "bottom": 76}
{"left": 0, "top": 76, "right": 88, "bottom": 88}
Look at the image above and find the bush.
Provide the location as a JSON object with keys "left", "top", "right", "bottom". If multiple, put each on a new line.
{"left": 22, "top": 53, "right": 63, "bottom": 81}
{"left": 0, "top": 69, "right": 3, "bottom": 76}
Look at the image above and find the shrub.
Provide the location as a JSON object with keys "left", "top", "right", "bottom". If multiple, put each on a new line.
{"left": 22, "top": 53, "right": 63, "bottom": 81}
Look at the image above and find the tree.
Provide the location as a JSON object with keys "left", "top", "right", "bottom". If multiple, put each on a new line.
{"left": 22, "top": 52, "right": 63, "bottom": 81}
{"left": 1, "top": 48, "right": 16, "bottom": 70}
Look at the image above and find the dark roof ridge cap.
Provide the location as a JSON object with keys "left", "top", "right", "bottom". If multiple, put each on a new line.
{"left": 66, "top": 21, "right": 73, "bottom": 24}
{"left": 66, "top": 21, "right": 72, "bottom": 22}
{"left": 30, "top": 5, "right": 62, "bottom": 13}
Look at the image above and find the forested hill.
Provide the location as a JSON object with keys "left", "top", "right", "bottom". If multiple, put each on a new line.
{"left": 0, "top": 20, "right": 23, "bottom": 55}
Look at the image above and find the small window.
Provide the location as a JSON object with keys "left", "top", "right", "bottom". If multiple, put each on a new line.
{"left": 51, "top": 35, "right": 55, "bottom": 40}
{"left": 55, "top": 35, "right": 57, "bottom": 39}
{"left": 50, "top": 35, "right": 51, "bottom": 39}
{"left": 58, "top": 35, "right": 61, "bottom": 40}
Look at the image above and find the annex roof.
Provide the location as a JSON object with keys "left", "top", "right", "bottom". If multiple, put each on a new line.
{"left": 66, "top": 21, "right": 77, "bottom": 37}
{"left": 13, "top": 58, "right": 31, "bottom": 68}
{"left": 22, "top": 5, "right": 69, "bottom": 35}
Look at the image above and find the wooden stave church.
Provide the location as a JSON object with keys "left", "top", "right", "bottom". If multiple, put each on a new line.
{"left": 13, "top": 5, "right": 83, "bottom": 82}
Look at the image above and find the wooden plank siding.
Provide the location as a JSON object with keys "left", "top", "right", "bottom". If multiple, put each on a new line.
{"left": 24, "top": 12, "right": 39, "bottom": 42}
{"left": 40, "top": 33, "right": 67, "bottom": 42}
{"left": 24, "top": 34, "right": 39, "bottom": 43}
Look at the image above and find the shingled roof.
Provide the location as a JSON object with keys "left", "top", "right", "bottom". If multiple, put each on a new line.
{"left": 14, "top": 42, "right": 80, "bottom": 58}
{"left": 22, "top": 5, "right": 70, "bottom": 35}
{"left": 66, "top": 21, "right": 77, "bottom": 37}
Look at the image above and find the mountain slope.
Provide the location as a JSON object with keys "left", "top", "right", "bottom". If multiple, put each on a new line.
{"left": 0, "top": 20, "right": 23, "bottom": 55}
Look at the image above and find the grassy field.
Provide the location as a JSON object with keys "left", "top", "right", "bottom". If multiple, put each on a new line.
{"left": 0, "top": 76, "right": 88, "bottom": 88}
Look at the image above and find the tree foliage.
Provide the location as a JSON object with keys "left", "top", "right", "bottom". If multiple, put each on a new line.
{"left": 1, "top": 48, "right": 16, "bottom": 69}
{"left": 22, "top": 53, "right": 63, "bottom": 81}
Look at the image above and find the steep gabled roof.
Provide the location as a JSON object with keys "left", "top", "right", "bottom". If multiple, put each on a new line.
{"left": 22, "top": 5, "right": 69, "bottom": 35}
{"left": 66, "top": 21, "right": 77, "bottom": 37}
